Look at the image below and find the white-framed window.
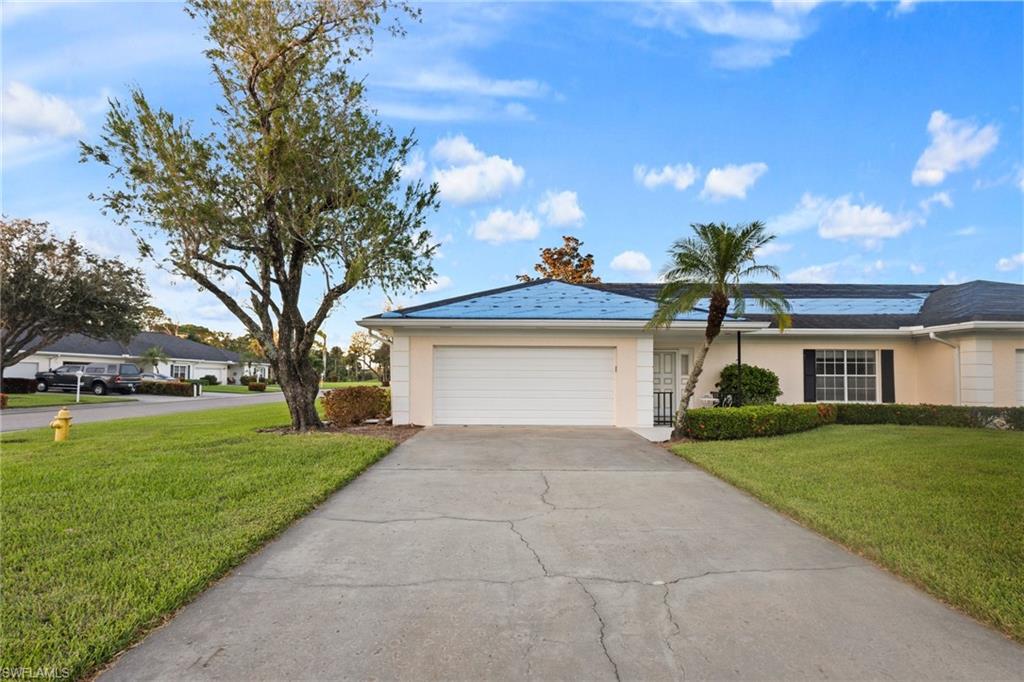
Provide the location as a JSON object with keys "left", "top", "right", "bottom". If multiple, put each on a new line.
{"left": 170, "top": 364, "right": 190, "bottom": 381}
{"left": 815, "top": 350, "right": 877, "bottom": 402}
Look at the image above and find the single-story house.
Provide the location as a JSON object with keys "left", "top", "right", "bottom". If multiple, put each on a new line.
{"left": 359, "top": 279, "right": 1024, "bottom": 428}
{"left": 7, "top": 332, "right": 271, "bottom": 384}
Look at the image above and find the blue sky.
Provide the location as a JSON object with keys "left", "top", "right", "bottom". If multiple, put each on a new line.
{"left": 3, "top": 1, "right": 1022, "bottom": 343}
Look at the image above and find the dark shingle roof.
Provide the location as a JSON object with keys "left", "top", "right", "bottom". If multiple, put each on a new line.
{"left": 367, "top": 278, "right": 1023, "bottom": 330}
{"left": 41, "top": 332, "right": 242, "bottom": 362}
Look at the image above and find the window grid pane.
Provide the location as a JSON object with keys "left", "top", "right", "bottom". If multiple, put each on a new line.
{"left": 814, "top": 350, "right": 877, "bottom": 402}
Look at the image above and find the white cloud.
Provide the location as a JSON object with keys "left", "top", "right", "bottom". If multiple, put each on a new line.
{"left": 893, "top": 0, "right": 919, "bottom": 15}
{"left": 381, "top": 65, "right": 549, "bottom": 99}
{"left": 431, "top": 134, "right": 485, "bottom": 164}
{"left": 609, "top": 250, "right": 653, "bottom": 276}
{"left": 424, "top": 275, "right": 453, "bottom": 293}
{"left": 398, "top": 151, "right": 426, "bottom": 180}
{"left": 754, "top": 242, "right": 792, "bottom": 258}
{"left": 2, "top": 80, "right": 85, "bottom": 165}
{"left": 818, "top": 196, "right": 914, "bottom": 248}
{"left": 770, "top": 193, "right": 914, "bottom": 247}
{"left": 919, "top": 191, "right": 953, "bottom": 214}
{"left": 864, "top": 259, "right": 886, "bottom": 274}
{"left": 472, "top": 209, "right": 540, "bottom": 244}
{"left": 537, "top": 190, "right": 585, "bottom": 227}
{"left": 939, "top": 271, "right": 965, "bottom": 285}
{"left": 769, "top": 193, "right": 828, "bottom": 234}
{"left": 909, "top": 263, "right": 926, "bottom": 275}
{"left": 639, "top": 2, "right": 821, "bottom": 69}
{"left": 911, "top": 110, "right": 999, "bottom": 186}
{"left": 995, "top": 252, "right": 1024, "bottom": 272}
{"left": 786, "top": 261, "right": 841, "bottom": 283}
{"left": 633, "top": 163, "right": 700, "bottom": 191}
{"left": 430, "top": 135, "right": 525, "bottom": 204}
{"left": 701, "top": 162, "right": 768, "bottom": 201}
{"left": 953, "top": 226, "right": 977, "bottom": 237}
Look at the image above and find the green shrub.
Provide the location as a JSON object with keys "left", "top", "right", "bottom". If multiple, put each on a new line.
{"left": 240, "top": 375, "right": 253, "bottom": 385}
{"left": 716, "top": 363, "right": 782, "bottom": 405}
{"left": 137, "top": 380, "right": 195, "bottom": 397}
{"left": 201, "top": 374, "right": 219, "bottom": 386}
{"left": 684, "top": 404, "right": 836, "bottom": 440}
{"left": 247, "top": 382, "right": 267, "bottom": 392}
{"left": 0, "top": 378, "right": 37, "bottom": 394}
{"left": 321, "top": 386, "right": 390, "bottom": 426}
{"left": 835, "top": 403, "right": 1023, "bottom": 430}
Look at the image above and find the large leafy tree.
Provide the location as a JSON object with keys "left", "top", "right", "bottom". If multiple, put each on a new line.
{"left": 646, "top": 222, "right": 791, "bottom": 438}
{"left": 82, "top": 0, "right": 439, "bottom": 430}
{"left": 516, "top": 235, "right": 600, "bottom": 283}
{"left": 0, "top": 218, "right": 148, "bottom": 380}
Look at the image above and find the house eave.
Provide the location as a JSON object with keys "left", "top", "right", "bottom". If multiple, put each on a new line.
{"left": 358, "top": 317, "right": 770, "bottom": 331}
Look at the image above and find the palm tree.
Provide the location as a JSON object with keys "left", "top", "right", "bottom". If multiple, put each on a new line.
{"left": 646, "top": 222, "right": 791, "bottom": 437}
{"left": 138, "top": 345, "right": 169, "bottom": 372}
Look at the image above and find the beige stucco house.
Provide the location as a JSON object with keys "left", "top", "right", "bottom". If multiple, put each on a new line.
{"left": 359, "top": 279, "right": 1024, "bottom": 428}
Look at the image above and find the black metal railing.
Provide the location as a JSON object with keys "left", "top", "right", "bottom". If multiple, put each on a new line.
{"left": 654, "top": 391, "right": 674, "bottom": 425}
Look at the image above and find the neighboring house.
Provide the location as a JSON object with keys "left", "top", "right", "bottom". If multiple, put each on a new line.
{"left": 359, "top": 279, "right": 1024, "bottom": 427}
{"left": 7, "top": 332, "right": 271, "bottom": 384}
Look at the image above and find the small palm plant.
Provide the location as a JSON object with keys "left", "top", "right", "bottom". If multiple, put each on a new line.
{"left": 138, "top": 345, "right": 169, "bottom": 372}
{"left": 646, "top": 221, "right": 791, "bottom": 438}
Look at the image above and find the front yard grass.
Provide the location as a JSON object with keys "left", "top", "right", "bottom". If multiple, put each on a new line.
{"left": 4, "top": 393, "right": 132, "bottom": 409}
{"left": 672, "top": 424, "right": 1024, "bottom": 642}
{"left": 1, "top": 402, "right": 395, "bottom": 679}
{"left": 201, "top": 383, "right": 282, "bottom": 393}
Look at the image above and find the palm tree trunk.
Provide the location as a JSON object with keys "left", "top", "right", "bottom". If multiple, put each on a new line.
{"left": 671, "top": 291, "right": 730, "bottom": 440}
{"left": 672, "top": 334, "right": 715, "bottom": 438}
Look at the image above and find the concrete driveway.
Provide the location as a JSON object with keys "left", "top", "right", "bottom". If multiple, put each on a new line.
{"left": 104, "top": 427, "right": 1024, "bottom": 681}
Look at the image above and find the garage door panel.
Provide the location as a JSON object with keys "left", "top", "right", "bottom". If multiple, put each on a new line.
{"left": 433, "top": 346, "right": 615, "bottom": 425}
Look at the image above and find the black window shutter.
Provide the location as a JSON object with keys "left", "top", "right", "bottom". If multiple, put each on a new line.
{"left": 880, "top": 350, "right": 895, "bottom": 403}
{"left": 803, "top": 349, "right": 816, "bottom": 402}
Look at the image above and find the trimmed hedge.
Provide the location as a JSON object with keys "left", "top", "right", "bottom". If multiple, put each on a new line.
{"left": 137, "top": 380, "right": 195, "bottom": 397}
{"left": 0, "top": 393, "right": 8, "bottom": 409}
{"left": 321, "top": 386, "right": 390, "bottom": 426}
{"left": 247, "top": 382, "right": 267, "bottom": 392}
{"left": 200, "top": 374, "right": 220, "bottom": 386}
{"left": 835, "top": 403, "right": 1023, "bottom": 431}
{"left": 684, "top": 404, "right": 837, "bottom": 440}
{"left": 716, "top": 363, "right": 782, "bottom": 405}
{"left": 0, "top": 378, "right": 37, "bottom": 394}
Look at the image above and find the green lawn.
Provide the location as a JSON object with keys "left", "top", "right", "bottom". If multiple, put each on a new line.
{"left": 4, "top": 393, "right": 132, "bottom": 409}
{"left": 1, "top": 403, "right": 395, "bottom": 679}
{"left": 201, "top": 383, "right": 281, "bottom": 393}
{"left": 201, "top": 380, "right": 378, "bottom": 394}
{"left": 672, "top": 424, "right": 1024, "bottom": 642}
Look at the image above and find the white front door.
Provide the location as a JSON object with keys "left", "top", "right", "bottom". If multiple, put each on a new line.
{"left": 653, "top": 351, "right": 676, "bottom": 424}
{"left": 433, "top": 346, "right": 615, "bottom": 425}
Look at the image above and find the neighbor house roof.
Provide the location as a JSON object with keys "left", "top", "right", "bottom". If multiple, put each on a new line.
{"left": 38, "top": 332, "right": 243, "bottom": 363}
{"left": 363, "top": 279, "right": 1024, "bottom": 330}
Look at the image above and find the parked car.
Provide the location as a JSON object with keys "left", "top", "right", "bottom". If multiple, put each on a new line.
{"left": 140, "top": 372, "right": 174, "bottom": 383}
{"left": 35, "top": 363, "right": 143, "bottom": 395}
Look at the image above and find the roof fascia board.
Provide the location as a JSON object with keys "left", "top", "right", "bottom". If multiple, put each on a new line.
{"left": 359, "top": 318, "right": 769, "bottom": 331}
{"left": 907, "top": 320, "right": 1024, "bottom": 334}
{"left": 32, "top": 350, "right": 236, "bottom": 364}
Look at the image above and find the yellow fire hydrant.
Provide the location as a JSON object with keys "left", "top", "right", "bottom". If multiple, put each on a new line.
{"left": 50, "top": 407, "right": 72, "bottom": 442}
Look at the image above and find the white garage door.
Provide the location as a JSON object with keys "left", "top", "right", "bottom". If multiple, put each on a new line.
{"left": 6, "top": 362, "right": 38, "bottom": 379}
{"left": 433, "top": 346, "right": 615, "bottom": 425}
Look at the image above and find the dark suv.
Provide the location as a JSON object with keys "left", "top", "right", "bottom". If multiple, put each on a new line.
{"left": 35, "top": 363, "right": 142, "bottom": 395}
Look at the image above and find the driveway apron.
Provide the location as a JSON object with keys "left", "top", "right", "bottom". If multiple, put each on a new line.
{"left": 103, "top": 426, "right": 1024, "bottom": 681}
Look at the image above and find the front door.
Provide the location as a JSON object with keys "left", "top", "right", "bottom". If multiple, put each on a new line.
{"left": 653, "top": 351, "right": 675, "bottom": 425}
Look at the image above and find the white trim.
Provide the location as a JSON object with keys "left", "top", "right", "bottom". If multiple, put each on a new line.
{"left": 636, "top": 337, "right": 654, "bottom": 427}
{"left": 906, "top": 321, "right": 1024, "bottom": 334}
{"left": 33, "top": 350, "right": 235, "bottom": 365}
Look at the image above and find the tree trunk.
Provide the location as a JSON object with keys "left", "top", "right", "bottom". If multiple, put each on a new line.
{"left": 671, "top": 291, "right": 730, "bottom": 440}
{"left": 276, "top": 348, "right": 324, "bottom": 431}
